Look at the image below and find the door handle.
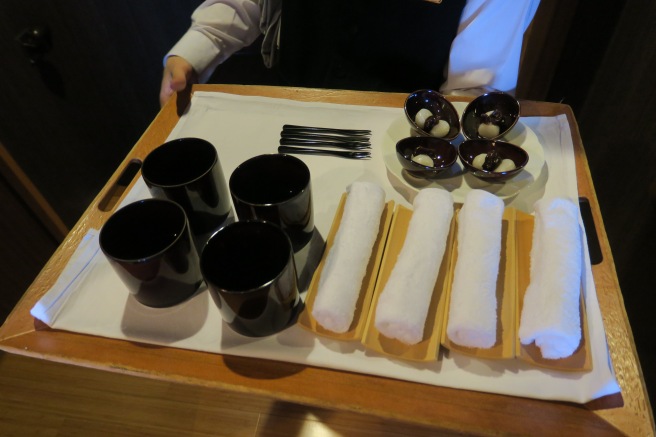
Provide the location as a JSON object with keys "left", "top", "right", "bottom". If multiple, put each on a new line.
{"left": 16, "top": 25, "right": 52, "bottom": 64}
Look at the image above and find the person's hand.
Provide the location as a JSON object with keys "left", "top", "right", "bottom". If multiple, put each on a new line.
{"left": 159, "top": 56, "right": 198, "bottom": 107}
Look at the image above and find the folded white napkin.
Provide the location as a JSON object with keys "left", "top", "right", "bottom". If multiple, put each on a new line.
{"left": 446, "top": 190, "right": 504, "bottom": 349}
{"left": 30, "top": 229, "right": 101, "bottom": 325}
{"left": 519, "top": 197, "right": 582, "bottom": 359}
{"left": 375, "top": 188, "right": 454, "bottom": 345}
{"left": 312, "top": 181, "right": 386, "bottom": 333}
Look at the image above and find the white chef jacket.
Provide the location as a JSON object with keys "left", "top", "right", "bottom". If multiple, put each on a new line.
{"left": 166, "top": 0, "right": 540, "bottom": 95}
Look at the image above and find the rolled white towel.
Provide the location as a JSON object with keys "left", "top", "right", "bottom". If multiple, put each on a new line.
{"left": 519, "top": 197, "right": 582, "bottom": 359}
{"left": 375, "top": 188, "right": 454, "bottom": 345}
{"left": 312, "top": 181, "right": 386, "bottom": 333}
{"left": 446, "top": 190, "right": 504, "bottom": 349}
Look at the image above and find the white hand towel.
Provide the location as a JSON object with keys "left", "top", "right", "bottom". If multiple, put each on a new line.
{"left": 375, "top": 188, "right": 454, "bottom": 345}
{"left": 519, "top": 197, "right": 582, "bottom": 359}
{"left": 312, "top": 181, "right": 386, "bottom": 333}
{"left": 446, "top": 190, "right": 504, "bottom": 349}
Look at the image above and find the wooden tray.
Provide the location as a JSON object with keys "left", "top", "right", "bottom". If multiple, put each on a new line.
{"left": 297, "top": 193, "right": 395, "bottom": 341}
{"left": 0, "top": 87, "right": 644, "bottom": 435}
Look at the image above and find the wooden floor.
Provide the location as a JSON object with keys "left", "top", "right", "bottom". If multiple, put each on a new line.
{"left": 0, "top": 351, "right": 451, "bottom": 436}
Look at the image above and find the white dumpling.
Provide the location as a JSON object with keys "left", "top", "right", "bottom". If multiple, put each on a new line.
{"left": 430, "top": 120, "right": 450, "bottom": 138}
{"left": 495, "top": 159, "right": 517, "bottom": 172}
{"left": 478, "top": 122, "right": 500, "bottom": 139}
{"left": 414, "top": 108, "right": 433, "bottom": 129}
{"left": 411, "top": 154, "right": 434, "bottom": 167}
{"left": 472, "top": 153, "right": 487, "bottom": 170}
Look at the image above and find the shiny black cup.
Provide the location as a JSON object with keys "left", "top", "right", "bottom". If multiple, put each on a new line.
{"left": 229, "top": 154, "right": 313, "bottom": 252}
{"left": 142, "top": 137, "right": 232, "bottom": 250}
{"left": 99, "top": 199, "right": 203, "bottom": 308}
{"left": 201, "top": 220, "right": 301, "bottom": 337}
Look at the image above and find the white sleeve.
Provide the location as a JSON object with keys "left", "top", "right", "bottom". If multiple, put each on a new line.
{"left": 165, "top": 0, "right": 262, "bottom": 83}
{"left": 441, "top": 0, "right": 541, "bottom": 96}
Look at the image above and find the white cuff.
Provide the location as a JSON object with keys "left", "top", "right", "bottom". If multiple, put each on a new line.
{"left": 166, "top": 29, "right": 224, "bottom": 83}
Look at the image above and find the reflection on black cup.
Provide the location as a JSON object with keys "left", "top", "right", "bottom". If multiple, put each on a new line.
{"left": 229, "top": 154, "right": 313, "bottom": 252}
{"left": 142, "top": 137, "right": 232, "bottom": 250}
{"left": 99, "top": 199, "right": 203, "bottom": 308}
{"left": 201, "top": 220, "right": 301, "bottom": 337}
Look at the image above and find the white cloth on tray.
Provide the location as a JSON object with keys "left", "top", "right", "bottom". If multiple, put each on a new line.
{"left": 447, "top": 189, "right": 504, "bottom": 349}
{"left": 312, "top": 181, "right": 386, "bottom": 333}
{"left": 374, "top": 188, "right": 454, "bottom": 345}
{"left": 30, "top": 229, "right": 101, "bottom": 324}
{"left": 519, "top": 197, "right": 582, "bottom": 359}
{"left": 27, "top": 92, "right": 620, "bottom": 404}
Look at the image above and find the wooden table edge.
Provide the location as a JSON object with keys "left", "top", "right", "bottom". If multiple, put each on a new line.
{"left": 0, "top": 84, "right": 653, "bottom": 436}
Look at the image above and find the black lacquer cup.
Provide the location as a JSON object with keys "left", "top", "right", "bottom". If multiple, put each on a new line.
{"left": 229, "top": 154, "right": 314, "bottom": 251}
{"left": 99, "top": 199, "right": 203, "bottom": 308}
{"left": 142, "top": 137, "right": 232, "bottom": 251}
{"left": 201, "top": 220, "right": 301, "bottom": 337}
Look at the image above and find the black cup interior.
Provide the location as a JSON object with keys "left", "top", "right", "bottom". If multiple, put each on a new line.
{"left": 142, "top": 138, "right": 217, "bottom": 187}
{"left": 201, "top": 221, "right": 291, "bottom": 292}
{"left": 229, "top": 154, "right": 309, "bottom": 205}
{"left": 100, "top": 199, "right": 186, "bottom": 261}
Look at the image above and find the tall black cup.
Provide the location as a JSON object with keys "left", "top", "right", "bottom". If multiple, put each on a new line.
{"left": 99, "top": 199, "right": 203, "bottom": 308}
{"left": 142, "top": 137, "right": 232, "bottom": 251}
{"left": 201, "top": 220, "right": 301, "bottom": 337}
{"left": 229, "top": 153, "right": 314, "bottom": 252}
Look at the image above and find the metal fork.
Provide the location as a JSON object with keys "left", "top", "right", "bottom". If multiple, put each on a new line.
{"left": 278, "top": 145, "right": 371, "bottom": 159}
{"left": 280, "top": 132, "right": 371, "bottom": 145}
{"left": 282, "top": 124, "right": 371, "bottom": 136}
{"left": 279, "top": 138, "right": 371, "bottom": 150}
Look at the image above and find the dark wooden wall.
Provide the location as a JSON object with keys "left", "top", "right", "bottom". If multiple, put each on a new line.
{"left": 0, "top": 155, "right": 59, "bottom": 320}
{"left": 576, "top": 0, "right": 656, "bottom": 399}
{"left": 544, "top": 0, "right": 656, "bottom": 402}
{"left": 0, "top": 0, "right": 201, "bottom": 322}
{"left": 0, "top": 0, "right": 201, "bottom": 227}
